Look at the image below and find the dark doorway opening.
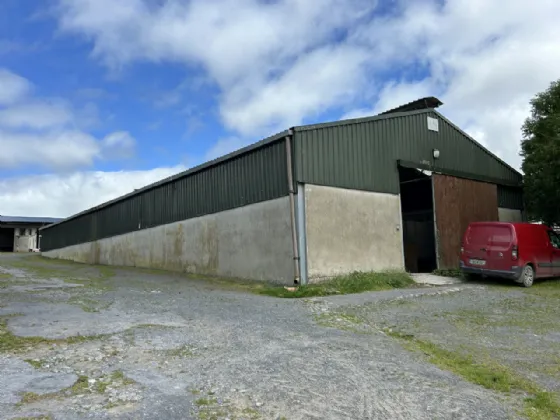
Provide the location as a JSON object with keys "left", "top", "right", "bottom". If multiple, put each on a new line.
{"left": 399, "top": 166, "right": 438, "bottom": 273}
{"left": 0, "top": 228, "right": 15, "bottom": 252}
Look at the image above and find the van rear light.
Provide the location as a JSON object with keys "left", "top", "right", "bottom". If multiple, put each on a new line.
{"left": 512, "top": 245, "right": 518, "bottom": 261}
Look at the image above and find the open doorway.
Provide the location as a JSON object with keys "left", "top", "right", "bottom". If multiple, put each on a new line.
{"left": 0, "top": 228, "right": 15, "bottom": 252}
{"left": 399, "top": 166, "right": 438, "bottom": 273}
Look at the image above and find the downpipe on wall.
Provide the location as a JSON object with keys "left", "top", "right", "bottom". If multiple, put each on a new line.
{"left": 285, "top": 129, "right": 301, "bottom": 285}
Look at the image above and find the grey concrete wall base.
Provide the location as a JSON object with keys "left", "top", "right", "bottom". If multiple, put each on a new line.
{"left": 498, "top": 208, "right": 523, "bottom": 223}
{"left": 43, "top": 197, "right": 294, "bottom": 284}
{"left": 304, "top": 184, "right": 405, "bottom": 281}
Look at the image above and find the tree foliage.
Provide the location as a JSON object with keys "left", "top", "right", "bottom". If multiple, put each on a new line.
{"left": 520, "top": 79, "right": 560, "bottom": 226}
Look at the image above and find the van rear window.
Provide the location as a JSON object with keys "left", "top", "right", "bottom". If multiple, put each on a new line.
{"left": 467, "top": 225, "right": 512, "bottom": 247}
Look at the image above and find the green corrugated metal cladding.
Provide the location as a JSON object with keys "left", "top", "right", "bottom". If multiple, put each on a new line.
{"left": 41, "top": 106, "right": 524, "bottom": 253}
{"left": 41, "top": 140, "right": 288, "bottom": 251}
{"left": 498, "top": 185, "right": 524, "bottom": 210}
{"left": 293, "top": 110, "right": 522, "bottom": 194}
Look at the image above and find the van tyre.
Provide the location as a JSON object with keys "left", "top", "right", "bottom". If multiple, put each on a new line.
{"left": 518, "top": 265, "right": 534, "bottom": 288}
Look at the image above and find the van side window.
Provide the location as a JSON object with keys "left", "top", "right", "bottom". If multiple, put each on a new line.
{"left": 548, "top": 231, "right": 560, "bottom": 249}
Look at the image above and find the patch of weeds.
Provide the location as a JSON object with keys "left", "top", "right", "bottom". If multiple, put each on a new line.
{"left": 110, "top": 369, "right": 135, "bottom": 386}
{"left": 240, "top": 407, "right": 261, "bottom": 419}
{"left": 195, "top": 397, "right": 218, "bottom": 407}
{"left": 446, "top": 309, "right": 490, "bottom": 327}
{"left": 24, "top": 358, "right": 47, "bottom": 369}
{"left": 67, "top": 296, "right": 110, "bottom": 313}
{"left": 313, "top": 312, "right": 368, "bottom": 333}
{"left": 526, "top": 278, "right": 560, "bottom": 299}
{"left": 0, "top": 279, "right": 35, "bottom": 289}
{"left": 94, "top": 370, "right": 135, "bottom": 394}
{"left": 18, "top": 371, "right": 136, "bottom": 407}
{"left": 17, "top": 375, "right": 88, "bottom": 406}
{"left": 18, "top": 392, "right": 45, "bottom": 405}
{"left": 104, "top": 400, "right": 120, "bottom": 410}
{"left": 432, "top": 268, "right": 463, "bottom": 278}
{"left": 443, "top": 297, "right": 558, "bottom": 335}
{"left": 0, "top": 272, "right": 11, "bottom": 279}
{"left": 194, "top": 396, "right": 229, "bottom": 420}
{"left": 11, "top": 415, "right": 53, "bottom": 420}
{"left": 385, "top": 328, "right": 560, "bottom": 419}
{"left": 0, "top": 318, "right": 106, "bottom": 354}
{"left": 166, "top": 344, "right": 197, "bottom": 358}
{"left": 524, "top": 391, "right": 560, "bottom": 420}
{"left": 258, "top": 271, "right": 415, "bottom": 298}
{"left": 4, "top": 255, "right": 115, "bottom": 291}
{"left": 70, "top": 375, "right": 90, "bottom": 394}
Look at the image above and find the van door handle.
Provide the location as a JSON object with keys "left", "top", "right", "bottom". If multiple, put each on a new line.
{"left": 480, "top": 248, "right": 487, "bottom": 252}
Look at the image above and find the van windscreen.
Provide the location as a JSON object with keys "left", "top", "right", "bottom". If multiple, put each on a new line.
{"left": 466, "top": 225, "right": 513, "bottom": 249}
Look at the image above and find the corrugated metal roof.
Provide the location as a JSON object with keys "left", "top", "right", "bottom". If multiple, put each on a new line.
{"left": 0, "top": 215, "right": 63, "bottom": 224}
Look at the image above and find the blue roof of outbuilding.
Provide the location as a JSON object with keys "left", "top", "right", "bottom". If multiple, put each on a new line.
{"left": 0, "top": 215, "right": 63, "bottom": 224}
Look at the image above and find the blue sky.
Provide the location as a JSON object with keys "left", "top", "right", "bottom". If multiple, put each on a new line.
{"left": 1, "top": 0, "right": 559, "bottom": 217}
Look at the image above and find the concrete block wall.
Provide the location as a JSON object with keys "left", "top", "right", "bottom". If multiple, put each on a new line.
{"left": 43, "top": 197, "right": 294, "bottom": 284}
{"left": 302, "top": 184, "right": 405, "bottom": 281}
{"left": 498, "top": 207, "right": 524, "bottom": 223}
{"left": 14, "top": 228, "right": 37, "bottom": 252}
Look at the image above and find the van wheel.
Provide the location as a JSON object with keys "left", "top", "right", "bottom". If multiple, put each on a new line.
{"left": 518, "top": 265, "right": 534, "bottom": 288}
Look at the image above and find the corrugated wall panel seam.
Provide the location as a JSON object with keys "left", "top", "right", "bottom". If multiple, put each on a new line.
{"left": 41, "top": 141, "right": 288, "bottom": 251}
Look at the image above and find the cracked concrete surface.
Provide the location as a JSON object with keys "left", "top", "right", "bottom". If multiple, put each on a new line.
{"left": 0, "top": 254, "right": 530, "bottom": 419}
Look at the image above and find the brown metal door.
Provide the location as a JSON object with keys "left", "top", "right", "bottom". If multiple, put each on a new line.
{"left": 432, "top": 174, "right": 499, "bottom": 269}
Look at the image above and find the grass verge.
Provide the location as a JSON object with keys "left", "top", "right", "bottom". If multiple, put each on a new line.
{"left": 386, "top": 329, "right": 560, "bottom": 419}
{"left": 257, "top": 271, "right": 415, "bottom": 298}
{"left": 432, "top": 268, "right": 464, "bottom": 279}
{"left": 0, "top": 318, "right": 105, "bottom": 353}
{"left": 18, "top": 371, "right": 136, "bottom": 406}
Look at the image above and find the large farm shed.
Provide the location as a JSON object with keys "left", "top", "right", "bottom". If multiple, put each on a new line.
{"left": 41, "top": 97, "right": 524, "bottom": 285}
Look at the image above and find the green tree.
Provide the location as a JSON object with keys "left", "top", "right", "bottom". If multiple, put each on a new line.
{"left": 520, "top": 79, "right": 560, "bottom": 226}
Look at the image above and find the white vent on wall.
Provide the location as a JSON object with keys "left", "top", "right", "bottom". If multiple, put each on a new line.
{"left": 427, "top": 116, "right": 439, "bottom": 132}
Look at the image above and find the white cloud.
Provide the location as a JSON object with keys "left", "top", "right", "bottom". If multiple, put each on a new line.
{"left": 102, "top": 131, "right": 136, "bottom": 158}
{"left": 344, "top": 0, "right": 560, "bottom": 169}
{"left": 222, "top": 44, "right": 371, "bottom": 135}
{"left": 0, "top": 100, "right": 72, "bottom": 129}
{"left": 54, "top": 0, "right": 376, "bottom": 134}
{"left": 0, "top": 68, "right": 32, "bottom": 105}
{"left": 0, "top": 69, "right": 136, "bottom": 170}
{"left": 53, "top": 0, "right": 560, "bottom": 171}
{"left": 0, "top": 130, "right": 100, "bottom": 169}
{"left": 0, "top": 165, "right": 186, "bottom": 218}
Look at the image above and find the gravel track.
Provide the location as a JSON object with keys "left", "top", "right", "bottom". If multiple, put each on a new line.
{"left": 0, "top": 254, "right": 526, "bottom": 419}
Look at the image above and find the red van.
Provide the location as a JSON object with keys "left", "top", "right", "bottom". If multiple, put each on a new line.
{"left": 459, "top": 222, "right": 560, "bottom": 287}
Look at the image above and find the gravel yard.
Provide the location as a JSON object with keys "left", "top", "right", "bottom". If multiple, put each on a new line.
{"left": 0, "top": 254, "right": 557, "bottom": 419}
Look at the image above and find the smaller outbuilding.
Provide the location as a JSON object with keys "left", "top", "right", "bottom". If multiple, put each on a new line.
{"left": 0, "top": 216, "right": 63, "bottom": 252}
